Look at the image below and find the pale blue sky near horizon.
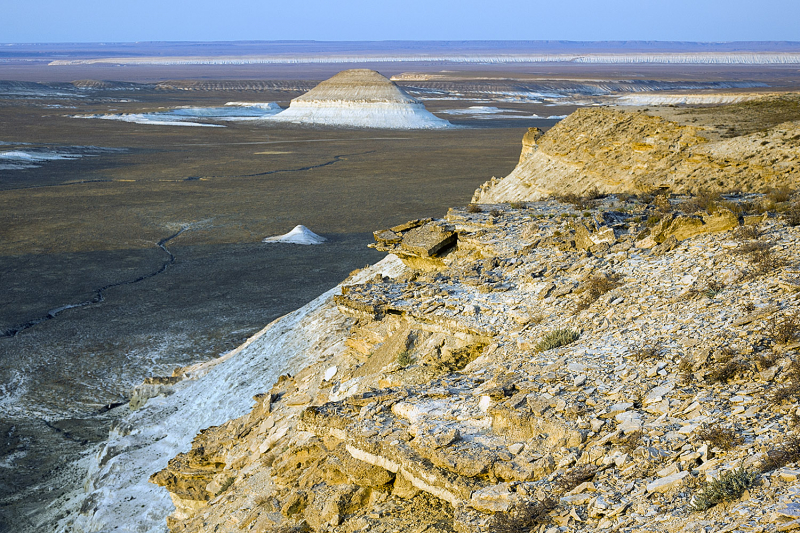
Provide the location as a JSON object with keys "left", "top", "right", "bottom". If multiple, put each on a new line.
{"left": 2, "top": 0, "right": 799, "bottom": 43}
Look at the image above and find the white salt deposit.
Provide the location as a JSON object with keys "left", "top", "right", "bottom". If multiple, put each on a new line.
{"left": 225, "top": 101, "right": 282, "bottom": 110}
{"left": 0, "top": 150, "right": 82, "bottom": 170}
{"left": 74, "top": 103, "right": 282, "bottom": 127}
{"left": 613, "top": 93, "right": 765, "bottom": 106}
{"left": 438, "top": 107, "right": 567, "bottom": 120}
{"left": 51, "top": 255, "right": 407, "bottom": 533}
{"left": 263, "top": 225, "right": 326, "bottom": 245}
{"left": 268, "top": 69, "right": 451, "bottom": 129}
{"left": 439, "top": 106, "right": 519, "bottom": 115}
{"left": 77, "top": 113, "right": 225, "bottom": 127}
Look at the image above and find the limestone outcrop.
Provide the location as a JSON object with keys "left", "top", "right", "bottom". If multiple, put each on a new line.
{"left": 152, "top": 190, "right": 800, "bottom": 533}
{"left": 473, "top": 98, "right": 800, "bottom": 203}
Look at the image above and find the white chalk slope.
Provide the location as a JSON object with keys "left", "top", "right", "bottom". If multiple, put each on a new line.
{"left": 269, "top": 69, "right": 451, "bottom": 129}
{"left": 52, "top": 256, "right": 407, "bottom": 533}
{"left": 262, "top": 225, "right": 326, "bottom": 245}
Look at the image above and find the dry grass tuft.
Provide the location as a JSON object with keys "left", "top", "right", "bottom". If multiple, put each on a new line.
{"left": 576, "top": 273, "right": 622, "bottom": 310}
{"left": 696, "top": 423, "right": 744, "bottom": 451}
{"left": 619, "top": 430, "right": 645, "bottom": 454}
{"left": 557, "top": 188, "right": 604, "bottom": 210}
{"left": 680, "top": 190, "right": 721, "bottom": 214}
{"left": 556, "top": 464, "right": 599, "bottom": 491}
{"left": 761, "top": 436, "right": 800, "bottom": 473}
{"left": 492, "top": 498, "right": 557, "bottom": 533}
{"left": 733, "top": 224, "right": 761, "bottom": 241}
{"left": 766, "top": 186, "right": 793, "bottom": 204}
{"left": 770, "top": 313, "right": 800, "bottom": 344}
{"left": 706, "top": 349, "right": 748, "bottom": 383}
{"left": 631, "top": 342, "right": 662, "bottom": 361}
{"left": 771, "top": 357, "right": 800, "bottom": 404}
{"left": 785, "top": 203, "right": 800, "bottom": 227}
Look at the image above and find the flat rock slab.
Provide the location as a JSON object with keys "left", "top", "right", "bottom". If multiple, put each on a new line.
{"left": 647, "top": 470, "right": 689, "bottom": 493}
{"left": 401, "top": 223, "right": 457, "bottom": 257}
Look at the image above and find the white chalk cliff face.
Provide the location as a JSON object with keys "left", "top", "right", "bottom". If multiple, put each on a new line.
{"left": 269, "top": 69, "right": 452, "bottom": 129}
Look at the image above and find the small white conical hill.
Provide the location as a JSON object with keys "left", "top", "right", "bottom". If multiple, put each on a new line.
{"left": 262, "top": 225, "right": 326, "bottom": 245}
{"left": 269, "top": 69, "right": 451, "bottom": 129}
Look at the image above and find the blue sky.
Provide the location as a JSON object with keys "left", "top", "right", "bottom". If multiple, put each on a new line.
{"left": 2, "top": 0, "right": 799, "bottom": 43}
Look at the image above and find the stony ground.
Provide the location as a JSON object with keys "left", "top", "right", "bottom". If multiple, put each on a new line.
{"left": 150, "top": 189, "right": 800, "bottom": 533}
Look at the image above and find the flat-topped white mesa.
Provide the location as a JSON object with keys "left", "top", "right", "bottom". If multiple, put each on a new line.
{"left": 262, "top": 225, "right": 326, "bottom": 245}
{"left": 269, "top": 69, "right": 452, "bottom": 129}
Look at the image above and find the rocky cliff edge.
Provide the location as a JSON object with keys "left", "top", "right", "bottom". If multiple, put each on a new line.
{"left": 150, "top": 187, "right": 800, "bottom": 532}
{"left": 473, "top": 95, "right": 800, "bottom": 204}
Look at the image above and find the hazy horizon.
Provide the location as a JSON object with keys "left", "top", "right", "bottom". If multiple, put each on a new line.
{"left": 3, "top": 0, "right": 800, "bottom": 43}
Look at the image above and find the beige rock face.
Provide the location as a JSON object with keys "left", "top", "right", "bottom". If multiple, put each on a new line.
{"left": 473, "top": 104, "right": 800, "bottom": 203}
{"left": 649, "top": 209, "right": 740, "bottom": 244}
{"left": 151, "top": 192, "right": 800, "bottom": 533}
{"left": 518, "top": 127, "right": 544, "bottom": 163}
{"left": 146, "top": 101, "right": 800, "bottom": 533}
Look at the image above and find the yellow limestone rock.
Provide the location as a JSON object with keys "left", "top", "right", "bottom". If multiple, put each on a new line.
{"left": 473, "top": 105, "right": 800, "bottom": 203}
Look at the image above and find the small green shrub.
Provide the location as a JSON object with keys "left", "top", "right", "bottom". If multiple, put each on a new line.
{"left": 397, "top": 350, "right": 415, "bottom": 368}
{"left": 490, "top": 209, "right": 502, "bottom": 217}
{"left": 466, "top": 203, "right": 482, "bottom": 213}
{"left": 703, "top": 280, "right": 725, "bottom": 298}
{"left": 535, "top": 328, "right": 579, "bottom": 353}
{"left": 692, "top": 467, "right": 758, "bottom": 511}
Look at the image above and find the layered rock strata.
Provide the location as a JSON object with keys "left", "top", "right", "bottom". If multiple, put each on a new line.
{"left": 153, "top": 191, "right": 800, "bottom": 532}
{"left": 269, "top": 69, "right": 452, "bottom": 129}
{"left": 473, "top": 99, "right": 800, "bottom": 203}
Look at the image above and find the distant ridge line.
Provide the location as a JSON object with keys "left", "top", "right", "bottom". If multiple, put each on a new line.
{"left": 49, "top": 53, "right": 800, "bottom": 66}
{"left": 154, "top": 80, "right": 317, "bottom": 91}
